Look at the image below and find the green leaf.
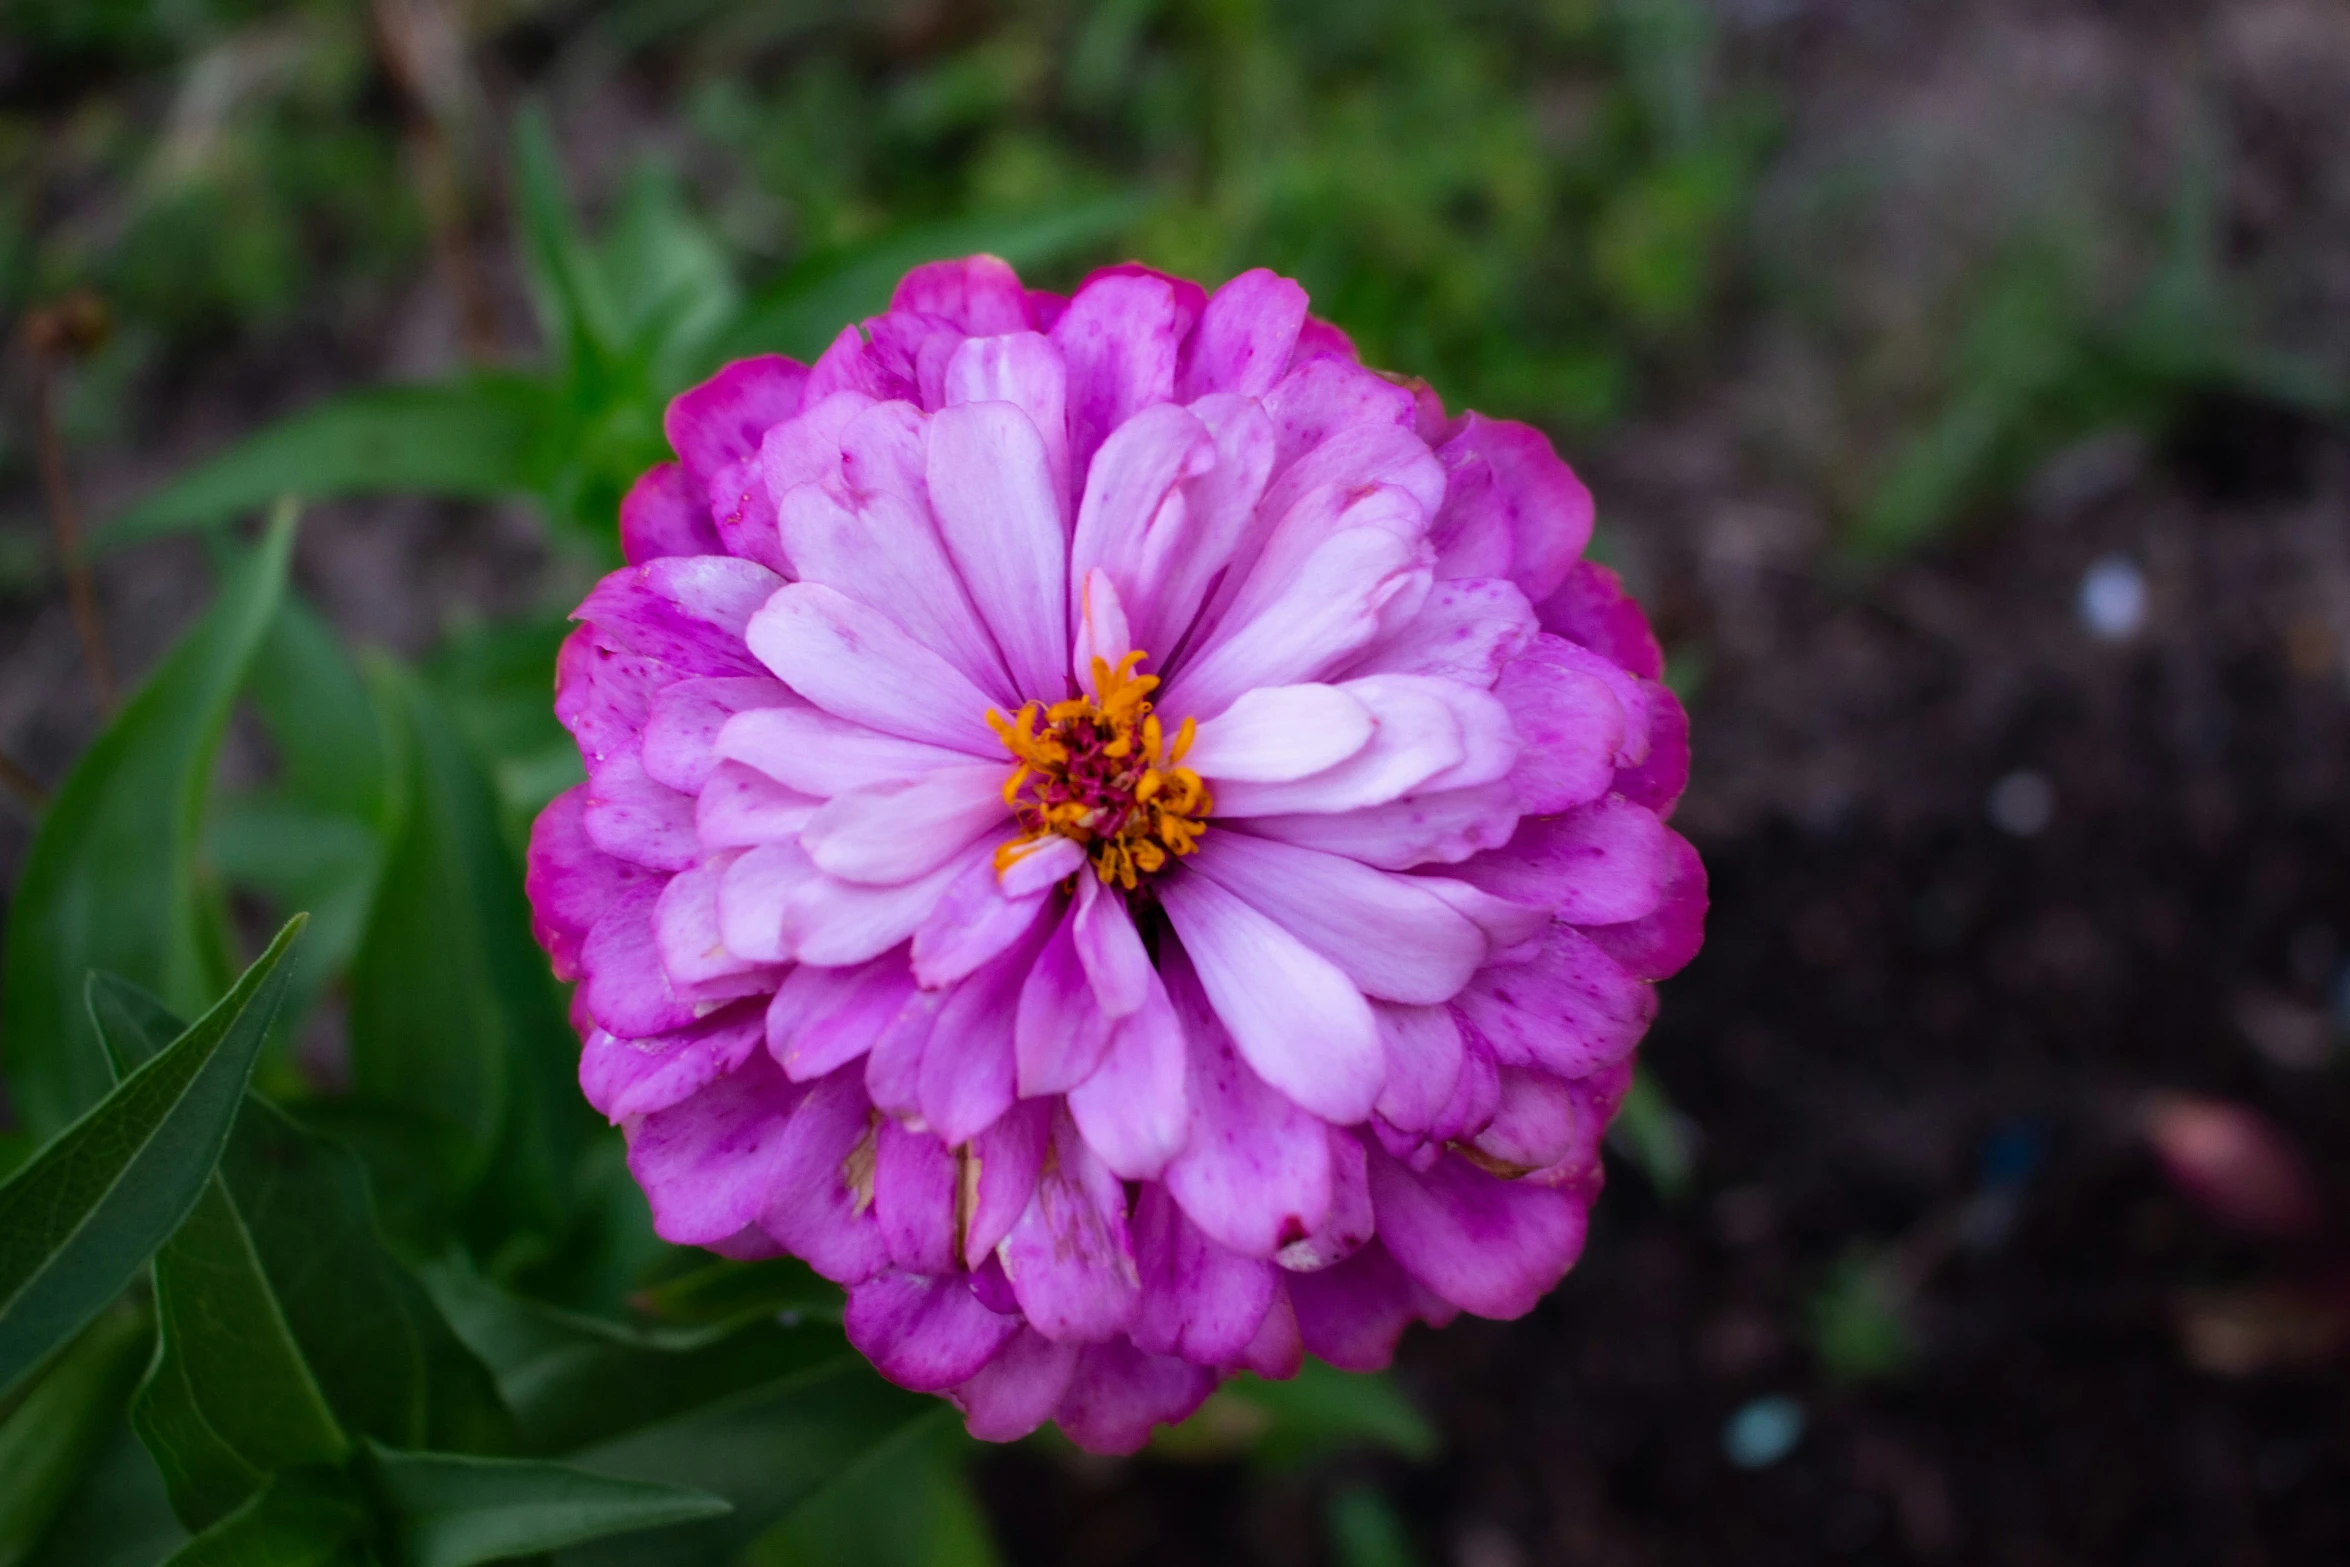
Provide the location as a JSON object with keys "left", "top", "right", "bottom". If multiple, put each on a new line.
{"left": 346, "top": 665, "right": 582, "bottom": 1220}
{"left": 0, "top": 504, "right": 296, "bottom": 1138}
{"left": 748, "top": 1412, "right": 999, "bottom": 1567}
{"left": 723, "top": 194, "right": 1151, "bottom": 362}
{"left": 422, "top": 1264, "right": 844, "bottom": 1458}
{"left": 367, "top": 1443, "right": 730, "bottom": 1567}
{"left": 157, "top": 1468, "right": 371, "bottom": 1567}
{"left": 0, "top": 916, "right": 305, "bottom": 1400}
{"left": 1154, "top": 1360, "right": 1437, "bottom": 1470}
{"left": 625, "top": 1256, "right": 841, "bottom": 1331}
{"left": 22, "top": 1414, "right": 189, "bottom": 1567}
{"left": 0, "top": 1304, "right": 151, "bottom": 1567}
{"left": 515, "top": 104, "right": 623, "bottom": 372}
{"left": 1326, "top": 1484, "right": 1421, "bottom": 1567}
{"left": 103, "top": 380, "right": 552, "bottom": 547}
{"left": 556, "top": 1357, "right": 933, "bottom": 1567}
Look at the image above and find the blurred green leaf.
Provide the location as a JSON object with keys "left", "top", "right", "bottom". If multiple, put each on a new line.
{"left": 723, "top": 194, "right": 1151, "bottom": 363}
{"left": 425, "top": 615, "right": 582, "bottom": 857}
{"left": 1809, "top": 1245, "right": 1916, "bottom": 1386}
{"left": 103, "top": 381, "right": 553, "bottom": 547}
{"left": 0, "top": 1304, "right": 151, "bottom": 1567}
{"left": 556, "top": 1357, "right": 934, "bottom": 1567}
{"left": 625, "top": 1256, "right": 841, "bottom": 1330}
{"left": 749, "top": 1411, "right": 999, "bottom": 1567}
{"left": 516, "top": 104, "right": 625, "bottom": 376}
{"left": 1609, "top": 1066, "right": 1697, "bottom": 1202}
{"left": 1327, "top": 1484, "right": 1421, "bottom": 1567}
{"left": 1158, "top": 1360, "right": 1437, "bottom": 1471}
{"left": 23, "top": 1414, "right": 188, "bottom": 1567}
{"left": 422, "top": 1263, "right": 844, "bottom": 1458}
{"left": 157, "top": 1467, "right": 371, "bottom": 1567}
{"left": 0, "top": 503, "right": 295, "bottom": 1138}
{"left": 366, "top": 1443, "right": 729, "bottom": 1567}
{"left": 0, "top": 916, "right": 303, "bottom": 1401}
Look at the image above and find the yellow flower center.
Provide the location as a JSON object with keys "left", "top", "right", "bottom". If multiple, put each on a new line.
{"left": 986, "top": 651, "right": 1211, "bottom": 890}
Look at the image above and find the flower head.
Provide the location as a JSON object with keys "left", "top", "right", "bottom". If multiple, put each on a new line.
{"left": 527, "top": 256, "right": 1705, "bottom": 1453}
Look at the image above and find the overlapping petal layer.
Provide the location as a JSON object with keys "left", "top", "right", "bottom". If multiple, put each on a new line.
{"left": 527, "top": 255, "right": 1705, "bottom": 1452}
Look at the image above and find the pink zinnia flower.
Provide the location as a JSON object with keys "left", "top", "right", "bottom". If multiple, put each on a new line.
{"left": 526, "top": 256, "right": 1705, "bottom": 1453}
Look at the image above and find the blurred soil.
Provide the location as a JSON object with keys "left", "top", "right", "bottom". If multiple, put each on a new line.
{"left": 6, "top": 1, "right": 2350, "bottom": 1563}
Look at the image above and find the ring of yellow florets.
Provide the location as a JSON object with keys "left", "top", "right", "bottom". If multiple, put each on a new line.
{"left": 986, "top": 651, "right": 1211, "bottom": 890}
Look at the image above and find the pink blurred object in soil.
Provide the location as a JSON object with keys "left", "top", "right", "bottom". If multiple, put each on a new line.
{"left": 524, "top": 255, "right": 1704, "bottom": 1451}
{"left": 2144, "top": 1093, "right": 2325, "bottom": 1240}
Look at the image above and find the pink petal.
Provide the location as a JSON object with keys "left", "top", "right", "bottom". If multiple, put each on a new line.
{"left": 1179, "top": 268, "right": 1308, "bottom": 399}
{"left": 1158, "top": 873, "right": 1383, "bottom": 1125}
{"left": 779, "top": 838, "right": 992, "bottom": 966}
{"left": 527, "top": 784, "right": 653, "bottom": 981}
{"left": 1254, "top": 422, "right": 1445, "bottom": 552}
{"left": 846, "top": 1271, "right": 1021, "bottom": 1393}
{"left": 1066, "top": 403, "right": 1217, "bottom": 640}
{"left": 1613, "top": 680, "right": 1690, "bottom": 818}
{"left": 579, "top": 1006, "right": 765, "bottom": 1122}
{"left": 800, "top": 765, "right": 1007, "bottom": 885}
{"left": 757, "top": 1064, "right": 891, "bottom": 1285}
{"left": 653, "top": 855, "right": 781, "bottom": 991}
{"left": 1494, "top": 643, "right": 1627, "bottom": 814}
{"left": 963, "top": 1098, "right": 1053, "bottom": 1266}
{"left": 1347, "top": 576, "right": 1537, "bottom": 687}
{"left": 1071, "top": 569, "right": 1134, "bottom": 691}
{"left": 1454, "top": 796, "right": 1672, "bottom": 926}
{"left": 627, "top": 1051, "right": 810, "bottom": 1246}
{"left": 1136, "top": 392, "right": 1277, "bottom": 657}
{"left": 1158, "top": 957, "right": 1335, "bottom": 1257}
{"left": 1451, "top": 925, "right": 1654, "bottom": 1081}
{"left": 1371, "top": 1003, "right": 1466, "bottom": 1136}
{"left": 1287, "top": 1239, "right": 1453, "bottom": 1372}
{"left": 1065, "top": 967, "right": 1190, "bottom": 1180}
{"left": 913, "top": 854, "right": 1054, "bottom": 989}
{"left": 1228, "top": 1284, "right": 1303, "bottom": 1379}
{"left": 575, "top": 557, "right": 783, "bottom": 678}
{"left": 1366, "top": 1144, "right": 1588, "bottom": 1319}
{"left": 1427, "top": 1025, "right": 1502, "bottom": 1149}
{"left": 875, "top": 1118, "right": 960, "bottom": 1275}
{"left": 745, "top": 583, "right": 1002, "bottom": 753}
{"left": 619, "top": 461, "right": 721, "bottom": 564}
{"left": 554, "top": 627, "right": 663, "bottom": 770}
{"left": 1131, "top": 1183, "right": 1278, "bottom": 1364}
{"left": 714, "top": 705, "right": 976, "bottom": 796}
{"left": 1052, "top": 272, "right": 1187, "bottom": 480}
{"left": 582, "top": 750, "right": 699, "bottom": 872}
{"left": 927, "top": 400, "right": 1070, "bottom": 699}
{"left": 999, "top": 1111, "right": 1143, "bottom": 1342}
{"left": 1244, "top": 781, "right": 1521, "bottom": 870}
{"left": 918, "top": 923, "right": 1046, "bottom": 1145}
{"left": 1468, "top": 1068, "right": 1580, "bottom": 1174}
{"left": 664, "top": 354, "right": 810, "bottom": 490}
{"left": 695, "top": 761, "right": 820, "bottom": 850}
{"left": 943, "top": 333, "right": 1069, "bottom": 517}
{"left": 1429, "top": 412, "right": 1593, "bottom": 603}
{"left": 1207, "top": 675, "right": 1464, "bottom": 819}
{"left": 716, "top": 840, "right": 807, "bottom": 964}
{"left": 952, "top": 1330, "right": 1077, "bottom": 1443}
{"left": 863, "top": 984, "right": 948, "bottom": 1122}
{"left": 1261, "top": 356, "right": 1418, "bottom": 472}
{"left": 1014, "top": 907, "right": 1120, "bottom": 1097}
{"left": 1580, "top": 828, "right": 1707, "bottom": 981}
{"left": 1191, "top": 832, "right": 1486, "bottom": 1005}
{"left": 889, "top": 255, "right": 1032, "bottom": 334}
{"left": 1071, "top": 874, "right": 1150, "bottom": 1018}
{"left": 1534, "top": 559, "right": 1665, "bottom": 681}
{"left": 1274, "top": 1126, "right": 1375, "bottom": 1273}
{"left": 642, "top": 676, "right": 790, "bottom": 794}
{"left": 767, "top": 956, "right": 919, "bottom": 1081}
{"left": 757, "top": 388, "right": 870, "bottom": 510}
{"left": 581, "top": 881, "right": 696, "bottom": 1037}
{"left": 1052, "top": 1340, "right": 1215, "bottom": 1456}
{"left": 804, "top": 322, "right": 916, "bottom": 405}
{"left": 1163, "top": 529, "right": 1428, "bottom": 721}
{"left": 1183, "top": 683, "right": 1374, "bottom": 783}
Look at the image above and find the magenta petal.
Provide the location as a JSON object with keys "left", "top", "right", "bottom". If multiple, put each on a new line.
{"left": 1452, "top": 925, "right": 1653, "bottom": 1080}
{"left": 890, "top": 254, "right": 1032, "bottom": 334}
{"left": 1454, "top": 796, "right": 1673, "bottom": 927}
{"left": 580, "top": 1006, "right": 765, "bottom": 1122}
{"left": 758, "top": 1065, "right": 890, "bottom": 1285}
{"left": 1179, "top": 267, "right": 1308, "bottom": 400}
{"left": 1070, "top": 874, "right": 1149, "bottom": 1019}
{"left": 1581, "top": 828, "right": 1707, "bottom": 981}
{"left": 1014, "top": 907, "right": 1119, "bottom": 1097}
{"left": 1371, "top": 1003, "right": 1466, "bottom": 1136}
{"left": 582, "top": 750, "right": 699, "bottom": 873}
{"left": 664, "top": 353, "right": 811, "bottom": 490}
{"left": 745, "top": 583, "right": 1001, "bottom": 753}
{"left": 627, "top": 1051, "right": 810, "bottom": 1245}
{"left": 554, "top": 627, "right": 664, "bottom": 770}
{"left": 1260, "top": 355, "right": 1419, "bottom": 471}
{"left": 1052, "top": 272, "right": 1186, "bottom": 480}
{"left": 1287, "top": 1239, "right": 1451, "bottom": 1372}
{"left": 642, "top": 675, "right": 787, "bottom": 794}
{"left": 1229, "top": 1284, "right": 1304, "bottom": 1380}
{"left": 1348, "top": 576, "right": 1537, "bottom": 687}
{"left": 1614, "top": 680, "right": 1690, "bottom": 818}
{"left": 1247, "top": 781, "right": 1521, "bottom": 871}
{"left": 1430, "top": 412, "right": 1593, "bottom": 603}
{"left": 1274, "top": 1127, "right": 1375, "bottom": 1272}
{"left": 1427, "top": 1024, "right": 1501, "bottom": 1150}
{"left": 951, "top": 1327, "right": 1079, "bottom": 1442}
{"left": 1469, "top": 1068, "right": 1580, "bottom": 1174}
{"left": 1131, "top": 1182, "right": 1277, "bottom": 1364}
{"left": 927, "top": 399, "right": 1070, "bottom": 699}
{"left": 1366, "top": 1144, "right": 1588, "bottom": 1319}
{"left": 1158, "top": 872, "right": 1384, "bottom": 1125}
{"left": 767, "top": 956, "right": 918, "bottom": 1081}
{"left": 1159, "top": 957, "right": 1334, "bottom": 1257}
{"left": 918, "top": 924, "right": 1046, "bottom": 1145}
{"left": 581, "top": 881, "right": 695, "bottom": 1037}
{"left": 847, "top": 1271, "right": 1021, "bottom": 1393}
{"left": 575, "top": 557, "right": 783, "bottom": 679}
{"left": 620, "top": 461, "right": 722, "bottom": 564}
{"left": 914, "top": 855, "right": 1053, "bottom": 990}
{"left": 1494, "top": 642, "right": 1627, "bottom": 815}
{"left": 964, "top": 1098, "right": 1052, "bottom": 1266}
{"left": 999, "top": 1111, "right": 1142, "bottom": 1343}
{"left": 1052, "top": 1340, "right": 1215, "bottom": 1456}
{"left": 1534, "top": 558, "right": 1665, "bottom": 681}
{"left": 863, "top": 983, "right": 947, "bottom": 1122}
{"left": 526, "top": 784, "right": 652, "bottom": 981}
{"left": 1065, "top": 967, "right": 1189, "bottom": 1180}
{"left": 875, "top": 1119, "right": 960, "bottom": 1276}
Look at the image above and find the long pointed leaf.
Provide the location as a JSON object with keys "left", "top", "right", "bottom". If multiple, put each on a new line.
{"left": 0, "top": 1304, "right": 151, "bottom": 1567}
{"left": 0, "top": 504, "right": 296, "bottom": 1137}
{"left": 368, "top": 1444, "right": 729, "bottom": 1567}
{"left": 0, "top": 917, "right": 305, "bottom": 1398}
{"left": 157, "top": 1468, "right": 370, "bottom": 1567}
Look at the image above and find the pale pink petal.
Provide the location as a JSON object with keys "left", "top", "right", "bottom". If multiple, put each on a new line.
{"left": 1253, "top": 423, "right": 1446, "bottom": 554}
{"left": 1052, "top": 272, "right": 1186, "bottom": 479}
{"left": 643, "top": 676, "right": 789, "bottom": 794}
{"left": 575, "top": 557, "right": 783, "bottom": 678}
{"left": 1014, "top": 907, "right": 1119, "bottom": 1098}
{"left": 943, "top": 333, "right": 1070, "bottom": 515}
{"left": 756, "top": 388, "right": 872, "bottom": 512}
{"left": 1366, "top": 1144, "right": 1588, "bottom": 1318}
{"left": 1158, "top": 872, "right": 1384, "bottom": 1125}
{"left": 654, "top": 855, "right": 781, "bottom": 991}
{"left": 1347, "top": 576, "right": 1537, "bottom": 686}
{"left": 846, "top": 1272, "right": 1021, "bottom": 1393}
{"left": 1261, "top": 355, "right": 1418, "bottom": 472}
{"left": 1179, "top": 268, "right": 1308, "bottom": 399}
{"left": 1274, "top": 1127, "right": 1375, "bottom": 1274}
{"left": 1207, "top": 675, "right": 1463, "bottom": 819}
{"left": 1451, "top": 925, "right": 1654, "bottom": 1080}
{"left": 1066, "top": 403, "right": 1216, "bottom": 639}
{"left": 583, "top": 750, "right": 699, "bottom": 872}
{"left": 913, "top": 855, "right": 1054, "bottom": 989}
{"left": 950, "top": 1328, "right": 1078, "bottom": 1442}
{"left": 999, "top": 1111, "right": 1143, "bottom": 1342}
{"left": 779, "top": 838, "right": 991, "bottom": 966}
{"left": 1071, "top": 569, "right": 1133, "bottom": 691}
{"left": 1242, "top": 781, "right": 1521, "bottom": 870}
{"left": 963, "top": 1098, "right": 1053, "bottom": 1266}
{"left": 927, "top": 400, "right": 1070, "bottom": 698}
{"left": 801, "top": 764, "right": 1006, "bottom": 885}
{"left": 1494, "top": 644, "right": 1626, "bottom": 814}
{"left": 1065, "top": 968, "right": 1189, "bottom": 1179}
{"left": 863, "top": 984, "right": 947, "bottom": 1122}
{"left": 1190, "top": 832, "right": 1485, "bottom": 1005}
{"left": 1371, "top": 1003, "right": 1466, "bottom": 1136}
{"left": 695, "top": 761, "right": 820, "bottom": 850}
{"left": 998, "top": 834, "right": 1085, "bottom": 896}
{"left": 1183, "top": 683, "right": 1374, "bottom": 783}
{"left": 918, "top": 923, "right": 1046, "bottom": 1145}
{"left": 1070, "top": 873, "right": 1149, "bottom": 1018}
{"left": 1131, "top": 1183, "right": 1278, "bottom": 1364}
{"left": 715, "top": 705, "right": 976, "bottom": 796}
{"left": 889, "top": 255, "right": 1032, "bottom": 334}
{"left": 745, "top": 583, "right": 1002, "bottom": 753}
{"left": 716, "top": 840, "right": 807, "bottom": 965}
{"left": 1137, "top": 393, "right": 1276, "bottom": 656}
